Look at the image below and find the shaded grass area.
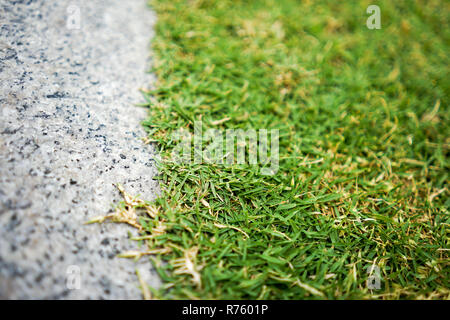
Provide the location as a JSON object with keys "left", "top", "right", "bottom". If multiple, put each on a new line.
{"left": 136, "top": 0, "right": 449, "bottom": 299}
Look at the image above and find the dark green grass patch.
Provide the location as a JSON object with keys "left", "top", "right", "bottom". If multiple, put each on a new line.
{"left": 134, "top": 0, "right": 449, "bottom": 299}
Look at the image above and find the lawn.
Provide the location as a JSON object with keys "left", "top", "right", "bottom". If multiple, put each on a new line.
{"left": 117, "top": 0, "right": 448, "bottom": 299}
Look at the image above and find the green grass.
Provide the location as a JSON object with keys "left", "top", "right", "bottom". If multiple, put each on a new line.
{"left": 130, "top": 0, "right": 449, "bottom": 299}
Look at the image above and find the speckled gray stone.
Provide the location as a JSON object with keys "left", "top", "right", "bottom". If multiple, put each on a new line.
{"left": 0, "top": 0, "right": 161, "bottom": 299}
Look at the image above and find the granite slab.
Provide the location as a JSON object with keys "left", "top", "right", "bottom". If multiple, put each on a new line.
{"left": 0, "top": 0, "right": 161, "bottom": 299}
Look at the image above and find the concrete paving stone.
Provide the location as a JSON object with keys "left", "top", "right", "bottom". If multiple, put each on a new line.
{"left": 0, "top": 0, "right": 161, "bottom": 299}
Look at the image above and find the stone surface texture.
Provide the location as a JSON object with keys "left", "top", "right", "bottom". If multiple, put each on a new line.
{"left": 0, "top": 0, "right": 160, "bottom": 299}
